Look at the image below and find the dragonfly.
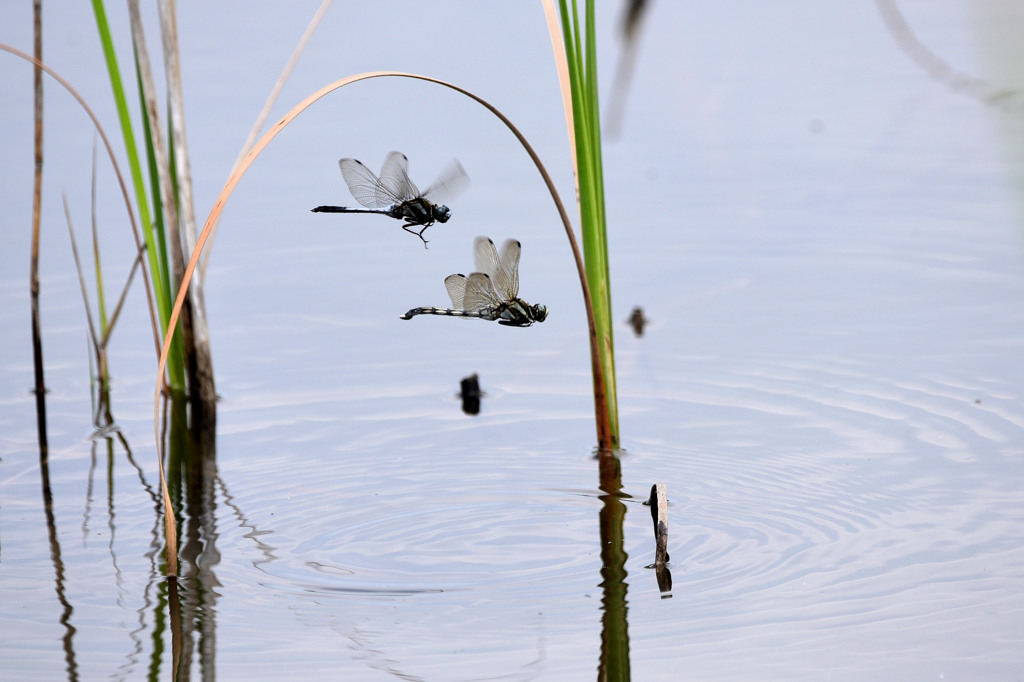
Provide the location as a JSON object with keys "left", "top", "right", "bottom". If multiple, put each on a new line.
{"left": 311, "top": 150, "right": 469, "bottom": 246}
{"left": 400, "top": 237, "right": 548, "bottom": 327}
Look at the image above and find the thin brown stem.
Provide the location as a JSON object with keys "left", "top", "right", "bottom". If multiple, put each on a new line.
{"left": 1, "top": 42, "right": 162, "bottom": 359}
{"left": 153, "top": 72, "right": 615, "bottom": 576}
{"left": 153, "top": 71, "right": 611, "bottom": 457}
{"left": 30, "top": 1, "right": 48, "bottom": 457}
{"left": 62, "top": 192, "right": 102, "bottom": 354}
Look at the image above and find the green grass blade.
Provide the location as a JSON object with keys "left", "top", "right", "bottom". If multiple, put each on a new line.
{"left": 133, "top": 35, "right": 185, "bottom": 389}
{"left": 92, "top": 0, "right": 185, "bottom": 387}
{"left": 582, "top": 0, "right": 617, "bottom": 437}
{"left": 90, "top": 141, "right": 109, "bottom": 336}
{"left": 90, "top": 0, "right": 164, "bottom": 318}
{"left": 557, "top": 0, "right": 620, "bottom": 444}
{"left": 135, "top": 61, "right": 171, "bottom": 302}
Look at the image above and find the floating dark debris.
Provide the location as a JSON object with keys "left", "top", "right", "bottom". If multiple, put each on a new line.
{"left": 459, "top": 373, "right": 483, "bottom": 416}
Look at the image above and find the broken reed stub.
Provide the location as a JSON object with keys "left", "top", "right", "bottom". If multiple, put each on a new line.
{"left": 645, "top": 483, "right": 673, "bottom": 596}
{"left": 648, "top": 483, "right": 669, "bottom": 566}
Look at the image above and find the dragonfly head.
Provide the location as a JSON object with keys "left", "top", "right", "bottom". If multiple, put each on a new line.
{"left": 433, "top": 204, "right": 452, "bottom": 223}
{"left": 530, "top": 304, "right": 548, "bottom": 323}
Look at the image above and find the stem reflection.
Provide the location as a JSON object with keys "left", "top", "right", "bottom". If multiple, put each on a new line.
{"left": 596, "top": 451, "right": 630, "bottom": 680}
{"left": 162, "top": 389, "right": 220, "bottom": 680}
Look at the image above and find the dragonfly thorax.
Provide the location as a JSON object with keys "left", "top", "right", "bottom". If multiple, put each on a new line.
{"left": 393, "top": 198, "right": 451, "bottom": 226}
{"left": 494, "top": 299, "right": 547, "bottom": 327}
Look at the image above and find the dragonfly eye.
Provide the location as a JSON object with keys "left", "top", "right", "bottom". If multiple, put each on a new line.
{"left": 434, "top": 205, "right": 452, "bottom": 223}
{"left": 531, "top": 304, "right": 548, "bottom": 322}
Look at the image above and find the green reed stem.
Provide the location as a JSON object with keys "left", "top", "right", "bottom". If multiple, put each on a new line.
{"left": 90, "top": 144, "right": 109, "bottom": 337}
{"left": 91, "top": 0, "right": 184, "bottom": 389}
{"left": 557, "top": 0, "right": 620, "bottom": 446}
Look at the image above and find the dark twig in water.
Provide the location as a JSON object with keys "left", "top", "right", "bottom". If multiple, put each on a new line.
{"left": 646, "top": 483, "right": 672, "bottom": 595}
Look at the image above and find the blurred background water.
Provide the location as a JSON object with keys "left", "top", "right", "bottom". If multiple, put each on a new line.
{"left": 2, "top": 1, "right": 1023, "bottom": 680}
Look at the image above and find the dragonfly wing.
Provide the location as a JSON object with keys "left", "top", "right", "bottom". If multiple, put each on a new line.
{"left": 378, "top": 151, "right": 420, "bottom": 203}
{"left": 444, "top": 274, "right": 468, "bottom": 309}
{"left": 496, "top": 239, "right": 521, "bottom": 300}
{"left": 473, "top": 237, "right": 501, "bottom": 280}
{"left": 421, "top": 159, "right": 470, "bottom": 204}
{"left": 462, "top": 272, "right": 503, "bottom": 314}
{"left": 339, "top": 158, "right": 396, "bottom": 209}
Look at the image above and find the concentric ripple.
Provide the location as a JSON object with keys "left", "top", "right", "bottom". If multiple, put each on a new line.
{"left": 617, "top": 351, "right": 1024, "bottom": 662}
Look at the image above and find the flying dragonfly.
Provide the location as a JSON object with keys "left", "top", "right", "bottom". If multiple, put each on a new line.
{"left": 400, "top": 237, "right": 548, "bottom": 327}
{"left": 311, "top": 151, "right": 469, "bottom": 246}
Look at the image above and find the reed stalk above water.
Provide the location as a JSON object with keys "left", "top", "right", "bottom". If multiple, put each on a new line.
{"left": 545, "top": 0, "right": 620, "bottom": 450}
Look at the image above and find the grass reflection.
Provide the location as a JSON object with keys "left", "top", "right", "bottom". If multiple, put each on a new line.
{"left": 597, "top": 451, "right": 631, "bottom": 680}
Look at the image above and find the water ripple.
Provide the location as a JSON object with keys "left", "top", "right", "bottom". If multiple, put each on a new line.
{"left": 620, "top": 352, "right": 1024, "bottom": 640}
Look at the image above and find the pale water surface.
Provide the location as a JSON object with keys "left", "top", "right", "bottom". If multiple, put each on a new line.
{"left": 1, "top": 1, "right": 1023, "bottom": 680}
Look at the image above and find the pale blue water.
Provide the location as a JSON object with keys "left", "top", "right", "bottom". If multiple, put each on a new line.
{"left": 2, "top": 1, "right": 1024, "bottom": 680}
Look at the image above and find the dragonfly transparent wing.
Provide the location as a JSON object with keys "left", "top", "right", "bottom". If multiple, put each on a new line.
{"left": 461, "top": 272, "right": 504, "bottom": 313}
{"left": 444, "top": 274, "right": 468, "bottom": 309}
{"left": 421, "top": 159, "right": 470, "bottom": 204}
{"left": 377, "top": 151, "right": 420, "bottom": 204}
{"left": 473, "top": 237, "right": 500, "bottom": 279}
{"left": 473, "top": 237, "right": 521, "bottom": 300}
{"left": 495, "top": 239, "right": 521, "bottom": 300}
{"left": 339, "top": 157, "right": 402, "bottom": 209}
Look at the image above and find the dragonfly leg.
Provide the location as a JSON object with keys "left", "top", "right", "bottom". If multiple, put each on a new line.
{"left": 402, "top": 221, "right": 432, "bottom": 248}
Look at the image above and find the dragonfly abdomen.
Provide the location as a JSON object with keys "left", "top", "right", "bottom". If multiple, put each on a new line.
{"left": 310, "top": 205, "right": 388, "bottom": 215}
{"left": 399, "top": 307, "right": 495, "bottom": 321}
